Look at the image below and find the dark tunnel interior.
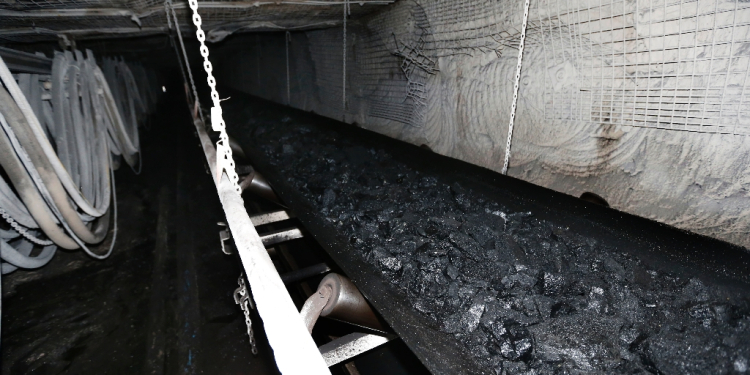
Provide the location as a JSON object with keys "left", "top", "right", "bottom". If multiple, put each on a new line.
{"left": 0, "top": 11, "right": 749, "bottom": 375}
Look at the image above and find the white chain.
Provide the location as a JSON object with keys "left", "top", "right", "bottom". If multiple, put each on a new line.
{"left": 188, "top": 0, "right": 241, "bottom": 193}
{"left": 189, "top": 0, "right": 253, "bottom": 351}
{"left": 234, "top": 274, "right": 258, "bottom": 355}
{"left": 501, "top": 0, "right": 530, "bottom": 175}
{"left": 0, "top": 208, "right": 54, "bottom": 246}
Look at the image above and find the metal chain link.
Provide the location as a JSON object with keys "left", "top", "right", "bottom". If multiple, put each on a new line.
{"left": 0, "top": 207, "right": 53, "bottom": 246}
{"left": 187, "top": 0, "right": 241, "bottom": 193}
{"left": 501, "top": 0, "right": 531, "bottom": 175}
{"left": 186, "top": 0, "right": 251, "bottom": 354}
{"left": 179, "top": 0, "right": 257, "bottom": 358}
{"left": 233, "top": 274, "right": 258, "bottom": 355}
{"left": 188, "top": 0, "right": 254, "bottom": 352}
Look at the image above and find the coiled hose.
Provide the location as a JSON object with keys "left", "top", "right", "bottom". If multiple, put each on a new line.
{"left": 101, "top": 56, "right": 142, "bottom": 173}
{"left": 0, "top": 49, "right": 152, "bottom": 273}
{"left": 0, "top": 50, "right": 156, "bottom": 351}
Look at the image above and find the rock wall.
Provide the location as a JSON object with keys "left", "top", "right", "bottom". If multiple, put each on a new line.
{"left": 213, "top": 0, "right": 750, "bottom": 249}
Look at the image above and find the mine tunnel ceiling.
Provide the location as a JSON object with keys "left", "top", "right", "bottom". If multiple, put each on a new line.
{"left": 0, "top": 0, "right": 394, "bottom": 43}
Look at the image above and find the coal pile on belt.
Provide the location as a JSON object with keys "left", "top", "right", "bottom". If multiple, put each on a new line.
{"left": 234, "top": 114, "right": 750, "bottom": 374}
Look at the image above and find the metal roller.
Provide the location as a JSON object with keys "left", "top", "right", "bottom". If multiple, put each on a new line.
{"left": 301, "top": 273, "right": 384, "bottom": 333}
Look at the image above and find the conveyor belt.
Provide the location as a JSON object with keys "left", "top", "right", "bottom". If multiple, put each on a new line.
{"left": 222, "top": 91, "right": 750, "bottom": 375}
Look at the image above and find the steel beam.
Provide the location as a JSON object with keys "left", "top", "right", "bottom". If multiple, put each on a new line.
{"left": 191, "top": 116, "right": 329, "bottom": 374}
{"left": 249, "top": 210, "right": 292, "bottom": 226}
{"left": 260, "top": 227, "right": 303, "bottom": 247}
{"left": 0, "top": 47, "right": 52, "bottom": 75}
{"left": 319, "top": 333, "right": 395, "bottom": 367}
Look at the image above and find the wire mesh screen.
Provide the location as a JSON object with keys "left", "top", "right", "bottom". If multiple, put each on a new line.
{"left": 0, "top": 1, "right": 393, "bottom": 42}
{"left": 307, "top": 28, "right": 346, "bottom": 118}
{"left": 379, "top": 0, "right": 749, "bottom": 134}
{"left": 6, "top": 0, "right": 748, "bottom": 135}
{"left": 0, "top": 0, "right": 153, "bottom": 10}
{"left": 358, "top": 0, "right": 750, "bottom": 134}
{"left": 356, "top": 0, "right": 437, "bottom": 126}
{"left": 535, "top": 0, "right": 750, "bottom": 135}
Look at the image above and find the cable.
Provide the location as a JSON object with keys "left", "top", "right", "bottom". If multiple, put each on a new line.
{"left": 0, "top": 238, "right": 56, "bottom": 269}
{"left": 0, "top": 93, "right": 117, "bottom": 259}
{"left": 0, "top": 47, "right": 152, "bottom": 351}
{"left": 1, "top": 239, "right": 32, "bottom": 274}
{"left": 166, "top": 0, "right": 205, "bottom": 124}
{"left": 0, "top": 174, "right": 39, "bottom": 229}
{"left": 0, "top": 208, "right": 52, "bottom": 246}
{"left": 0, "top": 108, "right": 78, "bottom": 249}
{"left": 2, "top": 82, "right": 111, "bottom": 245}
{"left": 0, "top": 55, "right": 107, "bottom": 218}
{"left": 101, "top": 56, "right": 142, "bottom": 172}
{"left": 501, "top": 0, "right": 531, "bottom": 175}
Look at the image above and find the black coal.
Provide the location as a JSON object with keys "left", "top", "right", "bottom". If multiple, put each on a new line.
{"left": 225, "top": 96, "right": 750, "bottom": 375}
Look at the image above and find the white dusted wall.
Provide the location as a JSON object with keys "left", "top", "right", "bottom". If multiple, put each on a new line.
{"left": 214, "top": 0, "right": 750, "bottom": 249}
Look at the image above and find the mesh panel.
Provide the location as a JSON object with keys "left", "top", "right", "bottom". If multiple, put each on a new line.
{"left": 0, "top": 0, "right": 155, "bottom": 11}
{"left": 307, "top": 28, "right": 345, "bottom": 118}
{"left": 8, "top": 0, "right": 748, "bottom": 134}
{"left": 356, "top": 0, "right": 437, "bottom": 127}
{"left": 363, "top": 0, "right": 749, "bottom": 134}
{"left": 0, "top": 1, "right": 393, "bottom": 42}
{"left": 535, "top": 0, "right": 750, "bottom": 135}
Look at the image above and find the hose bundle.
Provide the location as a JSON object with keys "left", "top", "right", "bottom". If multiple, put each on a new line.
{"left": 0, "top": 49, "right": 154, "bottom": 276}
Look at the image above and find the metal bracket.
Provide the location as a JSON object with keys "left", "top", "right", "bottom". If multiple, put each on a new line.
{"left": 260, "top": 227, "right": 303, "bottom": 247}
{"left": 319, "top": 332, "right": 396, "bottom": 367}
{"left": 249, "top": 210, "right": 292, "bottom": 226}
{"left": 218, "top": 221, "right": 232, "bottom": 255}
{"left": 0, "top": 46, "right": 53, "bottom": 75}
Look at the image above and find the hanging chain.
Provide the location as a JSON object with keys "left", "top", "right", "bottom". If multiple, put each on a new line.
{"left": 0, "top": 207, "right": 53, "bottom": 246}
{"left": 188, "top": 0, "right": 241, "bottom": 193}
{"left": 233, "top": 274, "right": 258, "bottom": 355}
{"left": 501, "top": 0, "right": 531, "bottom": 175}
{"left": 187, "top": 0, "right": 253, "bottom": 352}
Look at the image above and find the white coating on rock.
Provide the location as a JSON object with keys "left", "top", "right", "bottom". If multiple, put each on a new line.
{"left": 214, "top": 0, "right": 750, "bottom": 249}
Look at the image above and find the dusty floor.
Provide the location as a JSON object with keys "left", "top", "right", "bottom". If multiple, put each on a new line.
{"left": 224, "top": 91, "right": 750, "bottom": 375}
{"left": 0, "top": 75, "right": 430, "bottom": 375}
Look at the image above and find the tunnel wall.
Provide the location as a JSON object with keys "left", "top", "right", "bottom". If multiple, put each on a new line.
{"left": 212, "top": 0, "right": 750, "bottom": 249}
